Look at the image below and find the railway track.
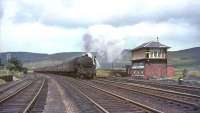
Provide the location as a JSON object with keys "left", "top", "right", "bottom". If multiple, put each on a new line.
{"left": 95, "top": 79, "right": 200, "bottom": 106}
{"left": 105, "top": 77, "right": 200, "bottom": 96}
{"left": 0, "top": 78, "right": 47, "bottom": 113}
{"left": 59, "top": 76, "right": 162, "bottom": 113}
{"left": 0, "top": 79, "right": 33, "bottom": 102}
{"left": 0, "top": 74, "right": 39, "bottom": 95}
{"left": 0, "top": 81, "right": 18, "bottom": 92}
{"left": 86, "top": 79, "right": 200, "bottom": 113}
{"left": 54, "top": 76, "right": 103, "bottom": 113}
{"left": 0, "top": 78, "right": 31, "bottom": 94}
{"left": 24, "top": 78, "right": 48, "bottom": 113}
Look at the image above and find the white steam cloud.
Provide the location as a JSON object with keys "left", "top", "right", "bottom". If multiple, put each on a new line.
{"left": 82, "top": 22, "right": 200, "bottom": 63}
{"left": 83, "top": 25, "right": 126, "bottom": 62}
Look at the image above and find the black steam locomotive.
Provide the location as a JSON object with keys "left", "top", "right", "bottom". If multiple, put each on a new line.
{"left": 35, "top": 53, "right": 96, "bottom": 79}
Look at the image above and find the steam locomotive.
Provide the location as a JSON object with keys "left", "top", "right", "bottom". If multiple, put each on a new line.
{"left": 35, "top": 53, "right": 96, "bottom": 79}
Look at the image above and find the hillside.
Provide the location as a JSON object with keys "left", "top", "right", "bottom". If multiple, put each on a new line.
{"left": 168, "top": 47, "right": 200, "bottom": 70}
{"left": 113, "top": 47, "right": 200, "bottom": 70}
{"left": 24, "top": 52, "right": 90, "bottom": 68}
{"left": 0, "top": 52, "right": 95, "bottom": 69}
{"left": 0, "top": 52, "right": 48, "bottom": 63}
{"left": 0, "top": 47, "right": 199, "bottom": 70}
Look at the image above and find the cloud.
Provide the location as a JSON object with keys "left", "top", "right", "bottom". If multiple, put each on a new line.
{"left": 82, "top": 22, "right": 200, "bottom": 62}
{"left": 2, "top": 0, "right": 200, "bottom": 27}
{"left": 0, "top": 0, "right": 3, "bottom": 20}
{"left": 0, "top": 22, "right": 86, "bottom": 53}
{"left": 0, "top": 0, "right": 200, "bottom": 54}
{"left": 107, "top": 0, "right": 200, "bottom": 26}
{"left": 87, "top": 22, "right": 199, "bottom": 42}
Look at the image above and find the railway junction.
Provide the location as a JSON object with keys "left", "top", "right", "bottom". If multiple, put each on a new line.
{"left": 1, "top": 0, "right": 200, "bottom": 112}
{"left": 0, "top": 73, "right": 199, "bottom": 113}
{"left": 0, "top": 41, "right": 199, "bottom": 113}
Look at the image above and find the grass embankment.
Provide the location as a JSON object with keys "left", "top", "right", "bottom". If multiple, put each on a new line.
{"left": 0, "top": 69, "right": 9, "bottom": 76}
{"left": 172, "top": 69, "right": 200, "bottom": 80}
{"left": 0, "top": 69, "right": 24, "bottom": 79}
{"left": 0, "top": 69, "right": 7, "bottom": 84}
{"left": 96, "top": 69, "right": 126, "bottom": 78}
{"left": 190, "top": 71, "right": 200, "bottom": 77}
{"left": 172, "top": 69, "right": 183, "bottom": 80}
{"left": 11, "top": 71, "right": 24, "bottom": 78}
{"left": 97, "top": 68, "right": 200, "bottom": 81}
{"left": 96, "top": 69, "right": 113, "bottom": 78}
{"left": 0, "top": 79, "right": 6, "bottom": 85}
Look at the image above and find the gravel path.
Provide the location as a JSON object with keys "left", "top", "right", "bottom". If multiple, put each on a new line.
{"left": 43, "top": 75, "right": 80, "bottom": 113}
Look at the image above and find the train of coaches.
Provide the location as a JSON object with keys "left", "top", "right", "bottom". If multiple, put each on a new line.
{"left": 35, "top": 53, "right": 96, "bottom": 79}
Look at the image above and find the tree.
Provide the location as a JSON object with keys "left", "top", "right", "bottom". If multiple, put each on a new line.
{"left": 7, "top": 57, "right": 23, "bottom": 72}
{"left": 22, "top": 67, "right": 28, "bottom": 74}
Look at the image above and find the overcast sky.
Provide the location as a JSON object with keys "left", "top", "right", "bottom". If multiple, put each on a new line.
{"left": 0, "top": 0, "right": 200, "bottom": 53}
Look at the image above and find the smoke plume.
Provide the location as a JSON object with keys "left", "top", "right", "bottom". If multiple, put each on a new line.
{"left": 82, "top": 25, "right": 126, "bottom": 63}
{"left": 83, "top": 33, "right": 93, "bottom": 52}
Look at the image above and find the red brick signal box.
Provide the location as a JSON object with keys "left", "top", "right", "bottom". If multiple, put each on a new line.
{"left": 128, "top": 41, "right": 174, "bottom": 79}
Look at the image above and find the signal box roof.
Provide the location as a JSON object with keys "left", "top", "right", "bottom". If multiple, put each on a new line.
{"left": 133, "top": 41, "right": 170, "bottom": 51}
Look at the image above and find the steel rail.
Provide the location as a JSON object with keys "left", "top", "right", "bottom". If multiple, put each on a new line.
{"left": 93, "top": 79, "right": 200, "bottom": 108}
{"left": 0, "top": 80, "right": 33, "bottom": 103}
{"left": 23, "top": 78, "right": 46, "bottom": 113}
{"left": 69, "top": 82, "right": 110, "bottom": 113}
{"left": 68, "top": 78, "right": 163, "bottom": 113}
{"left": 98, "top": 79, "right": 200, "bottom": 98}
{"left": 118, "top": 78, "right": 200, "bottom": 91}
{"left": 0, "top": 80, "right": 23, "bottom": 94}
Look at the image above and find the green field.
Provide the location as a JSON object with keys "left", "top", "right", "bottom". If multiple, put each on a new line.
{"left": 0, "top": 69, "right": 24, "bottom": 79}
{"left": 0, "top": 79, "right": 6, "bottom": 85}
{"left": 170, "top": 69, "right": 200, "bottom": 80}
{"left": 0, "top": 69, "right": 10, "bottom": 76}
{"left": 96, "top": 69, "right": 113, "bottom": 77}
{"left": 96, "top": 69, "right": 127, "bottom": 78}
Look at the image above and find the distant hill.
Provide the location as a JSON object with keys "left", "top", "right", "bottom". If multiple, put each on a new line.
{"left": 0, "top": 47, "right": 199, "bottom": 70}
{"left": 113, "top": 47, "right": 200, "bottom": 70}
{"left": 168, "top": 47, "right": 200, "bottom": 70}
{"left": 0, "top": 52, "right": 96, "bottom": 69}
{"left": 0, "top": 52, "right": 48, "bottom": 64}
{"left": 25, "top": 52, "right": 96, "bottom": 68}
